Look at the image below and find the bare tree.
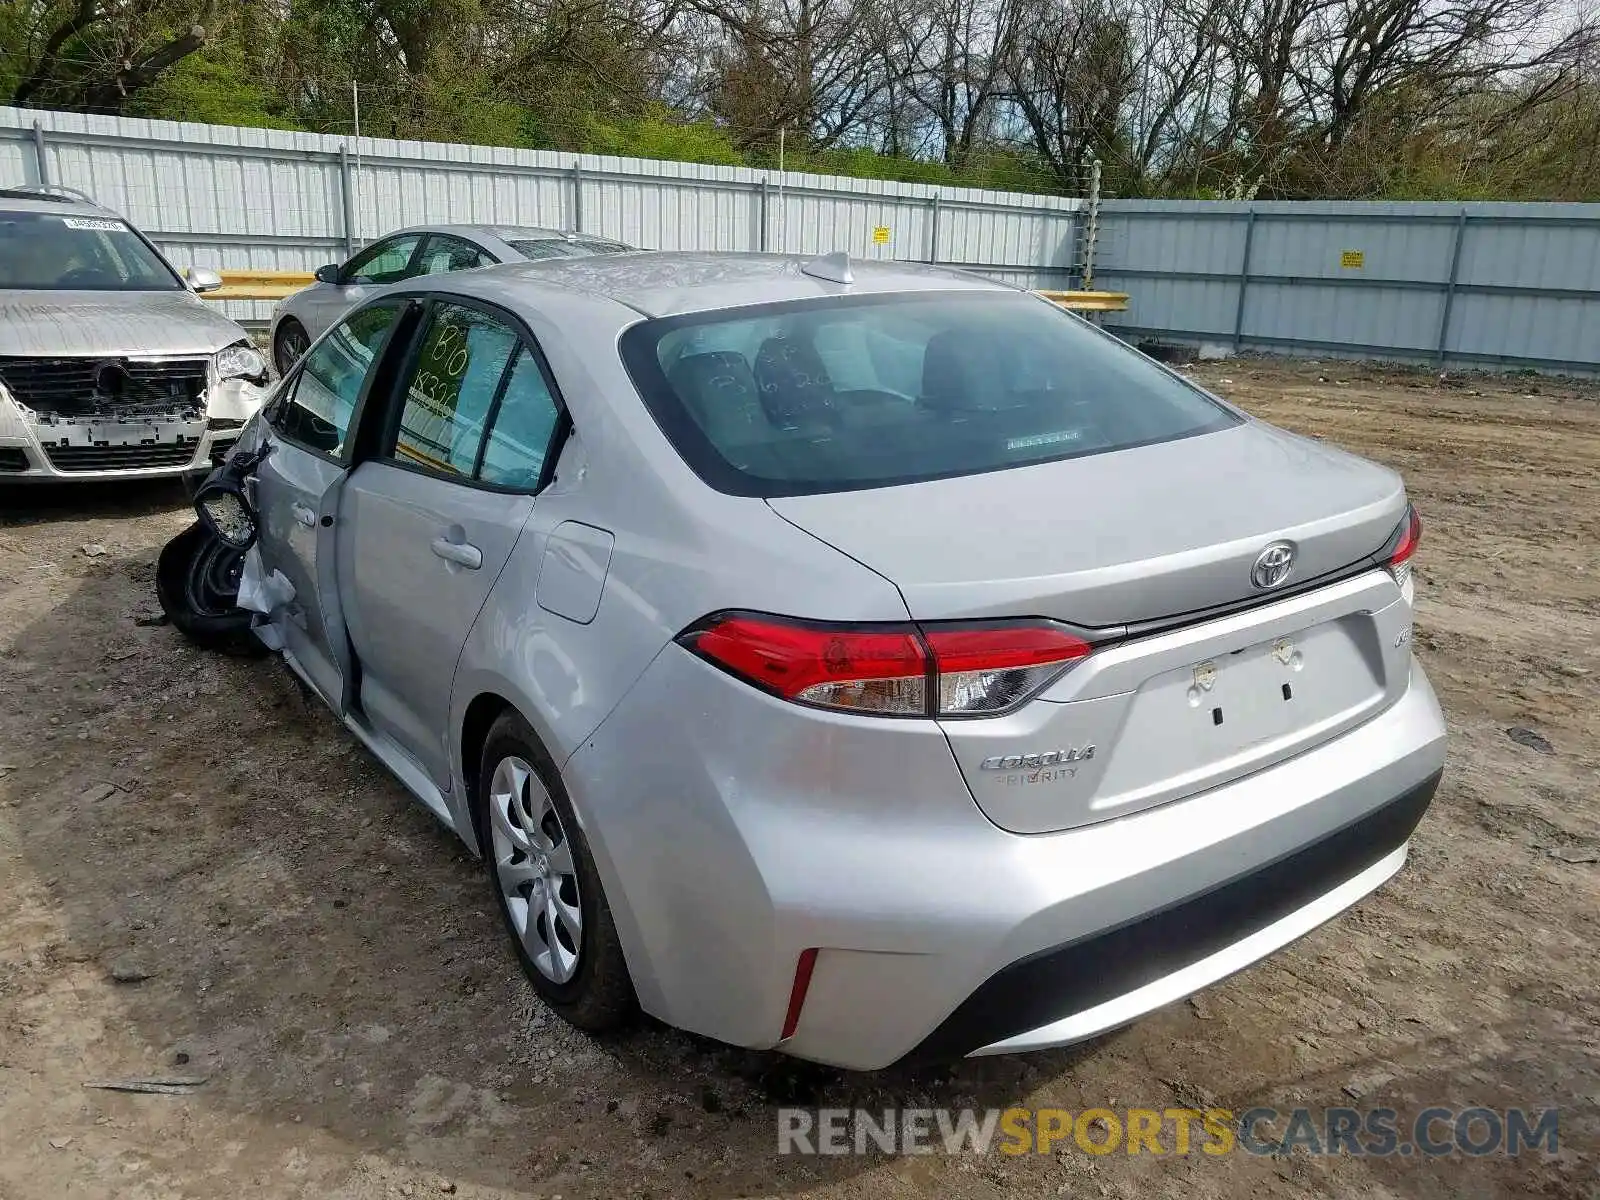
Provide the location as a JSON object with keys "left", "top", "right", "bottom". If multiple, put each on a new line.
{"left": 12, "top": 0, "right": 214, "bottom": 111}
{"left": 690, "top": 0, "right": 893, "bottom": 148}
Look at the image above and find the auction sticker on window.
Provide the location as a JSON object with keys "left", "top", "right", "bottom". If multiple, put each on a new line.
{"left": 60, "top": 217, "right": 125, "bottom": 231}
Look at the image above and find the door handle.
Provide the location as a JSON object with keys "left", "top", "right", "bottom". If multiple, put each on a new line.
{"left": 292, "top": 502, "right": 317, "bottom": 529}
{"left": 431, "top": 536, "right": 482, "bottom": 570}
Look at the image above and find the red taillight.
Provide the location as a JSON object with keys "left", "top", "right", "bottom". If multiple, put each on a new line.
{"left": 1389, "top": 505, "right": 1422, "bottom": 567}
{"left": 679, "top": 613, "right": 1093, "bottom": 717}
{"left": 684, "top": 615, "right": 927, "bottom": 714}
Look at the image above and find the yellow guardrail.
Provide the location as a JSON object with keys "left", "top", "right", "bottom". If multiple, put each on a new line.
{"left": 1037, "top": 290, "right": 1130, "bottom": 313}
{"left": 200, "top": 271, "right": 1130, "bottom": 312}
{"left": 204, "top": 270, "right": 316, "bottom": 301}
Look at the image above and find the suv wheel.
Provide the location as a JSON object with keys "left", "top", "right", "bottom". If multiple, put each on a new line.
{"left": 478, "top": 710, "right": 635, "bottom": 1031}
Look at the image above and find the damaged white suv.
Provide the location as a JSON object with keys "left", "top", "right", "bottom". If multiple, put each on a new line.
{"left": 0, "top": 186, "right": 268, "bottom": 481}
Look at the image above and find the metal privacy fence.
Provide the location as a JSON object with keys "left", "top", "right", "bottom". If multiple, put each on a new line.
{"left": 0, "top": 106, "right": 1084, "bottom": 325}
{"left": 4, "top": 106, "right": 1598, "bottom": 374}
{"left": 1094, "top": 200, "right": 1600, "bottom": 375}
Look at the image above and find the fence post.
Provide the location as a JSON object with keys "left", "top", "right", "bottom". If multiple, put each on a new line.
{"left": 1436, "top": 209, "right": 1468, "bottom": 366}
{"left": 928, "top": 193, "right": 942, "bottom": 264}
{"left": 1231, "top": 208, "right": 1257, "bottom": 352}
{"left": 759, "top": 179, "right": 770, "bottom": 252}
{"left": 1080, "top": 158, "right": 1101, "bottom": 290}
{"left": 570, "top": 162, "right": 584, "bottom": 233}
{"left": 338, "top": 146, "right": 355, "bottom": 257}
{"left": 31, "top": 122, "right": 50, "bottom": 187}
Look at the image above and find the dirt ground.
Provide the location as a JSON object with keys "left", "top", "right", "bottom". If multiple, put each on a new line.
{"left": 1, "top": 357, "right": 1597, "bottom": 1200}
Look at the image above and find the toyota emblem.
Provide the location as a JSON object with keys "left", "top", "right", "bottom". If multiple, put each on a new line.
{"left": 1251, "top": 541, "right": 1297, "bottom": 590}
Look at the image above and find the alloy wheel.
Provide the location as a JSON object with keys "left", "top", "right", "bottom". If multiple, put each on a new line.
{"left": 488, "top": 755, "right": 583, "bottom": 984}
{"left": 274, "top": 323, "right": 310, "bottom": 376}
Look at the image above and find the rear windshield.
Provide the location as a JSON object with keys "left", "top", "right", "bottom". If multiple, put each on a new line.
{"left": 620, "top": 292, "right": 1238, "bottom": 497}
{"left": 509, "top": 237, "right": 630, "bottom": 261}
{"left": 0, "top": 210, "right": 181, "bottom": 290}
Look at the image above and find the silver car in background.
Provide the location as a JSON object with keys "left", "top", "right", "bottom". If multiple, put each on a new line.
{"left": 213, "top": 251, "right": 1445, "bottom": 1070}
{"left": 0, "top": 187, "right": 269, "bottom": 481}
{"left": 268, "top": 224, "right": 631, "bottom": 375}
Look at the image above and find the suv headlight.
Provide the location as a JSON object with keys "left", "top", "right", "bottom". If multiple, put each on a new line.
{"left": 215, "top": 341, "right": 268, "bottom": 386}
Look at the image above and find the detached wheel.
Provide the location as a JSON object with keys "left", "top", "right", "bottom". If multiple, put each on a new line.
{"left": 479, "top": 710, "right": 635, "bottom": 1031}
{"left": 155, "top": 522, "right": 265, "bottom": 656}
{"left": 272, "top": 318, "right": 311, "bottom": 377}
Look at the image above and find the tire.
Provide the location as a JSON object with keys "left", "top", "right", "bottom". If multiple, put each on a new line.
{"left": 272, "top": 317, "right": 311, "bottom": 378}
{"left": 155, "top": 522, "right": 266, "bottom": 657}
{"left": 478, "top": 710, "right": 635, "bottom": 1031}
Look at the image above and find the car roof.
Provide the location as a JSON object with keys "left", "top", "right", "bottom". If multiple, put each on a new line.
{"left": 0, "top": 188, "right": 119, "bottom": 218}
{"left": 460, "top": 251, "right": 1016, "bottom": 319}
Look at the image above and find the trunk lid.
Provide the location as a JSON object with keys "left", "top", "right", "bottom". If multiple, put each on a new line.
{"left": 766, "top": 421, "right": 1405, "bottom": 627}
{"left": 769, "top": 419, "right": 1415, "bottom": 834}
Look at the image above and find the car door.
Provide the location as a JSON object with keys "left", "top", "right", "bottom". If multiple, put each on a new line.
{"left": 335, "top": 298, "right": 566, "bottom": 786}
{"left": 301, "top": 233, "right": 424, "bottom": 338}
{"left": 254, "top": 299, "right": 412, "bottom": 710}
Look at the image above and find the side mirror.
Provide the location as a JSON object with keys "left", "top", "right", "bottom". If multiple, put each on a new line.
{"left": 186, "top": 267, "right": 223, "bottom": 293}
{"left": 314, "top": 263, "right": 341, "bottom": 285}
{"left": 193, "top": 441, "right": 270, "bottom": 550}
{"left": 195, "top": 475, "right": 260, "bottom": 549}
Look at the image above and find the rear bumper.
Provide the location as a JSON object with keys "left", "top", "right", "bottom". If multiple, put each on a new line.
{"left": 567, "top": 649, "right": 1447, "bottom": 1071}
{"left": 919, "top": 770, "right": 1438, "bottom": 1061}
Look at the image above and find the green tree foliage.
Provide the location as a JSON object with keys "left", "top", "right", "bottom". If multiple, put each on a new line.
{"left": 3, "top": 0, "right": 1598, "bottom": 198}
{"left": 584, "top": 107, "right": 745, "bottom": 164}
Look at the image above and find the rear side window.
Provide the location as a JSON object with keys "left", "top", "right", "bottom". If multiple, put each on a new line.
{"left": 380, "top": 301, "right": 565, "bottom": 490}
{"left": 390, "top": 303, "right": 518, "bottom": 476}
{"left": 416, "top": 235, "right": 492, "bottom": 275}
{"left": 478, "top": 350, "right": 561, "bottom": 488}
{"left": 620, "top": 293, "right": 1238, "bottom": 497}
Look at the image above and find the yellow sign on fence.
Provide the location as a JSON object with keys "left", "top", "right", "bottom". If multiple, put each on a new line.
{"left": 1340, "top": 250, "right": 1365, "bottom": 269}
{"left": 872, "top": 226, "right": 891, "bottom": 245}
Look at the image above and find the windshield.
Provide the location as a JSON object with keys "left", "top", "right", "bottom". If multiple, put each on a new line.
{"left": 620, "top": 292, "right": 1239, "bottom": 497}
{"left": 509, "top": 236, "right": 630, "bottom": 261}
{"left": 0, "top": 210, "right": 182, "bottom": 291}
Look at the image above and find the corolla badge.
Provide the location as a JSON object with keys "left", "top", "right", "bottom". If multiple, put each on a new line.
{"left": 1251, "top": 540, "right": 1297, "bottom": 590}
{"left": 980, "top": 747, "right": 1095, "bottom": 770}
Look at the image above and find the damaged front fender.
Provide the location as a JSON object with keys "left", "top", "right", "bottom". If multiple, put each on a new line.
{"left": 236, "top": 543, "right": 294, "bottom": 651}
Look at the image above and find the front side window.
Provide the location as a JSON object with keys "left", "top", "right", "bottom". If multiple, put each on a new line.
{"left": 276, "top": 302, "right": 403, "bottom": 454}
{"left": 342, "top": 235, "right": 421, "bottom": 285}
{"left": 389, "top": 304, "right": 519, "bottom": 477}
{"left": 0, "top": 210, "right": 181, "bottom": 290}
{"left": 621, "top": 292, "right": 1239, "bottom": 497}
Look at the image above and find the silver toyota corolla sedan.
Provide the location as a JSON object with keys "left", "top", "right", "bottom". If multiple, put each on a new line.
{"left": 214, "top": 251, "right": 1446, "bottom": 1070}
{"left": 268, "top": 224, "right": 632, "bottom": 375}
{"left": 0, "top": 187, "right": 269, "bottom": 481}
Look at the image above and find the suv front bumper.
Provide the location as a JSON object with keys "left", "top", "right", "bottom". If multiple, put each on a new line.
{"left": 0, "top": 380, "right": 266, "bottom": 481}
